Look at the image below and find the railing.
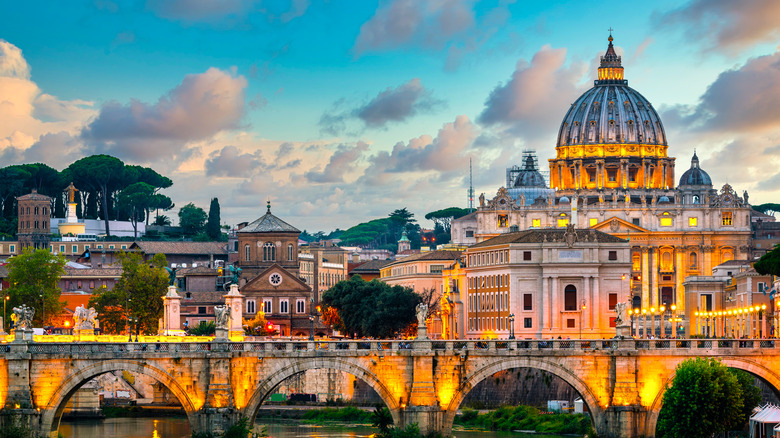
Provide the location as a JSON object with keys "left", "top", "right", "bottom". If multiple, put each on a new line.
{"left": 2, "top": 338, "right": 779, "bottom": 356}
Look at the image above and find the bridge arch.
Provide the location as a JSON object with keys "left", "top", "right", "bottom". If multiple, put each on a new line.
{"left": 244, "top": 357, "right": 401, "bottom": 426}
{"left": 645, "top": 356, "right": 780, "bottom": 437}
{"left": 442, "top": 356, "right": 605, "bottom": 434}
{"left": 39, "top": 359, "right": 198, "bottom": 438}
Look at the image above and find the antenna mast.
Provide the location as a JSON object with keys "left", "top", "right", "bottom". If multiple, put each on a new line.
{"left": 468, "top": 158, "right": 474, "bottom": 212}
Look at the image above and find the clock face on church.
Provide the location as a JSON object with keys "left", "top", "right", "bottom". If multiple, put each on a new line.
{"left": 269, "top": 273, "right": 283, "bottom": 286}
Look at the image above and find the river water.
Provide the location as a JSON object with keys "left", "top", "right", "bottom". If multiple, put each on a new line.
{"left": 59, "top": 418, "right": 572, "bottom": 438}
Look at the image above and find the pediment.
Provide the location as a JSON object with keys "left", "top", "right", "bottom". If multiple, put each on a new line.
{"left": 591, "top": 217, "right": 649, "bottom": 234}
{"left": 240, "top": 263, "right": 311, "bottom": 293}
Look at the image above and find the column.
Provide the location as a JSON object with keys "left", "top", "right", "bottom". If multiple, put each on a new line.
{"left": 675, "top": 249, "right": 685, "bottom": 312}
{"left": 650, "top": 248, "right": 659, "bottom": 308}
{"left": 641, "top": 248, "right": 650, "bottom": 309}
{"left": 551, "top": 276, "right": 560, "bottom": 331}
{"left": 592, "top": 275, "right": 601, "bottom": 332}
{"left": 597, "top": 160, "right": 604, "bottom": 190}
{"left": 540, "top": 276, "right": 549, "bottom": 337}
{"left": 584, "top": 276, "right": 592, "bottom": 331}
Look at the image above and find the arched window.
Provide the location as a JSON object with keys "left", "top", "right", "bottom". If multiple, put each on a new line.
{"left": 34, "top": 206, "right": 39, "bottom": 215}
{"left": 263, "top": 242, "right": 276, "bottom": 261}
{"left": 689, "top": 252, "right": 697, "bottom": 268}
{"left": 692, "top": 195, "right": 700, "bottom": 204}
{"left": 43, "top": 207, "right": 47, "bottom": 215}
{"left": 661, "top": 252, "right": 672, "bottom": 271}
{"left": 26, "top": 207, "right": 30, "bottom": 214}
{"left": 287, "top": 244, "right": 294, "bottom": 261}
{"left": 244, "top": 244, "right": 251, "bottom": 261}
{"left": 632, "top": 252, "right": 641, "bottom": 271}
{"left": 564, "top": 285, "right": 577, "bottom": 311}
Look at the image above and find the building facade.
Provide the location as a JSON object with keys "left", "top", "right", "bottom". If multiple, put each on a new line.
{"left": 453, "top": 35, "right": 753, "bottom": 317}
{"left": 298, "top": 243, "right": 348, "bottom": 302}
{"left": 17, "top": 190, "right": 52, "bottom": 250}
{"left": 464, "top": 228, "right": 631, "bottom": 339}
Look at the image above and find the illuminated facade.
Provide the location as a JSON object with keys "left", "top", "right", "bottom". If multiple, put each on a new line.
{"left": 464, "top": 228, "right": 631, "bottom": 339}
{"left": 453, "top": 35, "right": 753, "bottom": 322}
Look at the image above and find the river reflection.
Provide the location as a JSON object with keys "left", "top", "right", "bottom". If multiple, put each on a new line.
{"left": 60, "top": 418, "right": 570, "bottom": 438}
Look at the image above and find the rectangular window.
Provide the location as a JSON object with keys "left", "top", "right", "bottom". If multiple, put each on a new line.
{"left": 497, "top": 214, "right": 508, "bottom": 228}
{"left": 524, "top": 293, "right": 532, "bottom": 311}
{"left": 109, "top": 245, "right": 115, "bottom": 249}
{"left": 466, "top": 230, "right": 474, "bottom": 237}
{"left": 60, "top": 245, "right": 65, "bottom": 253}
{"left": 609, "top": 293, "right": 617, "bottom": 310}
{"left": 660, "top": 217, "right": 672, "bottom": 227}
{"left": 557, "top": 218, "right": 569, "bottom": 227}
{"left": 89, "top": 281, "right": 94, "bottom": 289}
{"left": 246, "top": 300, "right": 256, "bottom": 314}
{"left": 632, "top": 218, "right": 640, "bottom": 226}
{"left": 608, "top": 251, "right": 617, "bottom": 261}
{"left": 263, "top": 300, "right": 272, "bottom": 313}
{"left": 430, "top": 265, "right": 444, "bottom": 275}
{"left": 567, "top": 319, "right": 576, "bottom": 328}
{"left": 722, "top": 211, "right": 733, "bottom": 226}
{"left": 607, "top": 169, "right": 617, "bottom": 182}
{"left": 297, "top": 299, "right": 305, "bottom": 313}
{"left": 9, "top": 245, "right": 13, "bottom": 253}
{"left": 565, "top": 289, "right": 577, "bottom": 311}
{"left": 280, "top": 300, "right": 289, "bottom": 313}
{"left": 72, "top": 245, "right": 78, "bottom": 253}
{"left": 198, "top": 307, "right": 206, "bottom": 314}
{"left": 121, "top": 245, "right": 127, "bottom": 249}
{"left": 523, "top": 251, "right": 532, "bottom": 261}
{"left": 609, "top": 317, "right": 616, "bottom": 328}
{"left": 689, "top": 217, "right": 698, "bottom": 227}
{"left": 532, "top": 219, "right": 541, "bottom": 228}
{"left": 524, "top": 318, "right": 532, "bottom": 328}
{"left": 589, "top": 218, "right": 597, "bottom": 227}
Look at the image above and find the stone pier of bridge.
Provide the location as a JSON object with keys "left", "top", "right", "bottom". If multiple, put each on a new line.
{"left": 2, "top": 337, "right": 780, "bottom": 437}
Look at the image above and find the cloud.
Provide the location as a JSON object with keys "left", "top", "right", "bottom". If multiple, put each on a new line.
{"left": 360, "top": 115, "right": 477, "bottom": 185}
{"left": 319, "top": 78, "right": 442, "bottom": 135}
{"left": 304, "top": 142, "right": 369, "bottom": 183}
{"left": 663, "top": 51, "right": 780, "bottom": 133}
{"left": 204, "top": 145, "right": 265, "bottom": 177}
{"left": 146, "top": 0, "right": 309, "bottom": 27}
{"left": 0, "top": 40, "right": 30, "bottom": 79}
{"left": 656, "top": 0, "right": 780, "bottom": 54}
{"left": 81, "top": 67, "right": 247, "bottom": 161}
{"left": 478, "top": 45, "right": 588, "bottom": 141}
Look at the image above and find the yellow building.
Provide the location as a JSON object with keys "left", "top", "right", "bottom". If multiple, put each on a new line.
{"left": 298, "top": 242, "right": 349, "bottom": 302}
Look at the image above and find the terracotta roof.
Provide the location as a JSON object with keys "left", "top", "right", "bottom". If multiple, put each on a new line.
{"left": 131, "top": 241, "right": 228, "bottom": 255}
{"left": 349, "top": 259, "right": 391, "bottom": 273}
{"left": 63, "top": 267, "right": 123, "bottom": 277}
{"left": 17, "top": 190, "right": 52, "bottom": 201}
{"left": 181, "top": 266, "right": 219, "bottom": 276}
{"left": 469, "top": 229, "right": 626, "bottom": 249}
{"left": 237, "top": 210, "right": 300, "bottom": 234}
{"left": 184, "top": 291, "right": 226, "bottom": 304}
{"left": 385, "top": 250, "right": 463, "bottom": 267}
{"left": 715, "top": 259, "right": 752, "bottom": 267}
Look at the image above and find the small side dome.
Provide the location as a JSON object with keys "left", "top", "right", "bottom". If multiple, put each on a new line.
{"left": 658, "top": 196, "right": 671, "bottom": 204}
{"left": 679, "top": 151, "right": 712, "bottom": 186}
{"left": 513, "top": 154, "right": 547, "bottom": 188}
{"left": 559, "top": 196, "right": 570, "bottom": 204}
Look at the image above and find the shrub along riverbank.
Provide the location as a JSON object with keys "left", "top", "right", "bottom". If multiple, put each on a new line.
{"left": 455, "top": 406, "right": 596, "bottom": 436}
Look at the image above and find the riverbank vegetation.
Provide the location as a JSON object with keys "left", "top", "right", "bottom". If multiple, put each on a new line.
{"left": 455, "top": 406, "right": 596, "bottom": 436}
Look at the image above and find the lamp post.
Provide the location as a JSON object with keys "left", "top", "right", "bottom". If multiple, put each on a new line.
{"left": 40, "top": 293, "right": 45, "bottom": 330}
{"left": 508, "top": 313, "right": 515, "bottom": 340}
{"left": 579, "top": 299, "right": 586, "bottom": 340}
{"left": 126, "top": 297, "right": 132, "bottom": 342}
{"left": 309, "top": 314, "right": 315, "bottom": 341}
{"left": 3, "top": 294, "right": 8, "bottom": 333}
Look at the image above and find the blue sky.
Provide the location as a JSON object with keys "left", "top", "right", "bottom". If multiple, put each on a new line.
{"left": 2, "top": 0, "right": 780, "bottom": 231}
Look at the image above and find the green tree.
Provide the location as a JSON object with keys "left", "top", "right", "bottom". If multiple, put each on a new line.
{"left": 424, "top": 207, "right": 470, "bottom": 235}
{"left": 755, "top": 243, "right": 780, "bottom": 277}
{"left": 178, "top": 203, "right": 207, "bottom": 236}
{"left": 728, "top": 369, "right": 761, "bottom": 430}
{"left": 108, "top": 251, "right": 168, "bottom": 335}
{"left": 754, "top": 203, "right": 780, "bottom": 216}
{"left": 321, "top": 275, "right": 420, "bottom": 338}
{"left": 6, "top": 248, "right": 67, "bottom": 326}
{"left": 206, "top": 197, "right": 222, "bottom": 240}
{"left": 656, "top": 358, "right": 744, "bottom": 438}
{"left": 117, "top": 182, "right": 155, "bottom": 239}
{"left": 87, "top": 286, "right": 126, "bottom": 334}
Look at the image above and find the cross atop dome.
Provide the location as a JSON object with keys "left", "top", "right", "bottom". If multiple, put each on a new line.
{"left": 597, "top": 31, "right": 625, "bottom": 85}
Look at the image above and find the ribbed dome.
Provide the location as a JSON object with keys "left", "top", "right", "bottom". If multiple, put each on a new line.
{"left": 556, "top": 36, "right": 667, "bottom": 148}
{"left": 513, "top": 155, "right": 546, "bottom": 188}
{"left": 679, "top": 151, "right": 712, "bottom": 186}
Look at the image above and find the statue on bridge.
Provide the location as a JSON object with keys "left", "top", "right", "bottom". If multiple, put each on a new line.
{"left": 13, "top": 305, "right": 34, "bottom": 330}
{"left": 223, "top": 263, "right": 242, "bottom": 291}
{"left": 214, "top": 305, "right": 230, "bottom": 329}
{"left": 614, "top": 300, "right": 628, "bottom": 326}
{"left": 165, "top": 266, "right": 178, "bottom": 286}
{"left": 416, "top": 303, "right": 428, "bottom": 326}
{"left": 74, "top": 305, "right": 98, "bottom": 330}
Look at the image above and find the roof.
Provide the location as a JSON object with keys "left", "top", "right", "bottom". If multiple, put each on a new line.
{"left": 715, "top": 259, "right": 752, "bottom": 267}
{"left": 385, "top": 250, "right": 463, "bottom": 267}
{"left": 453, "top": 211, "right": 477, "bottom": 223}
{"left": 181, "top": 266, "right": 219, "bottom": 276}
{"left": 237, "top": 210, "right": 300, "bottom": 234}
{"left": 184, "top": 291, "right": 226, "bottom": 305}
{"left": 17, "top": 189, "right": 52, "bottom": 201}
{"left": 63, "top": 267, "right": 123, "bottom": 277}
{"left": 349, "top": 259, "right": 391, "bottom": 273}
{"left": 752, "top": 404, "right": 780, "bottom": 424}
{"left": 131, "top": 241, "right": 228, "bottom": 255}
{"left": 470, "top": 228, "right": 626, "bottom": 249}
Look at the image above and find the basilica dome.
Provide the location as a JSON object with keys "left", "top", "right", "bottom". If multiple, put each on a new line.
{"left": 679, "top": 151, "right": 712, "bottom": 186}
{"left": 513, "top": 155, "right": 546, "bottom": 188}
{"left": 556, "top": 36, "right": 666, "bottom": 148}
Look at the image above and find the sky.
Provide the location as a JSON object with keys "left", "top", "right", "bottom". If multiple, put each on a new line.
{"left": 2, "top": 0, "right": 780, "bottom": 232}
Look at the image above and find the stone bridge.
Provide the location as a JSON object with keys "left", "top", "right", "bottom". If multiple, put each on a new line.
{"left": 2, "top": 338, "right": 779, "bottom": 437}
